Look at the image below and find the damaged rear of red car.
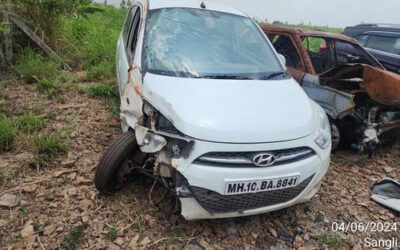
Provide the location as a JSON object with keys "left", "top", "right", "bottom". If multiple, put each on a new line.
{"left": 262, "top": 25, "right": 400, "bottom": 154}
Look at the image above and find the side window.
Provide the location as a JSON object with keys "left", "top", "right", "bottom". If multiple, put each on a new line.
{"left": 122, "top": 6, "right": 137, "bottom": 43}
{"left": 268, "top": 33, "right": 304, "bottom": 70}
{"left": 395, "top": 38, "right": 400, "bottom": 55}
{"left": 356, "top": 34, "right": 369, "bottom": 47}
{"left": 126, "top": 7, "right": 141, "bottom": 61}
{"left": 335, "top": 41, "right": 374, "bottom": 66}
{"left": 366, "top": 35, "right": 400, "bottom": 55}
{"left": 301, "top": 36, "right": 334, "bottom": 74}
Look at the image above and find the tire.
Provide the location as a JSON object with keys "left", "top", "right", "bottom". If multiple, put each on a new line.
{"left": 95, "top": 131, "right": 138, "bottom": 194}
{"left": 330, "top": 122, "right": 341, "bottom": 152}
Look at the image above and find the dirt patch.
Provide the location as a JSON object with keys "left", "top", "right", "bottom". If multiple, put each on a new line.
{"left": 0, "top": 77, "right": 399, "bottom": 249}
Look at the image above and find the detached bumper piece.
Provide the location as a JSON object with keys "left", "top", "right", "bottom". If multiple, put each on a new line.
{"left": 189, "top": 175, "right": 314, "bottom": 214}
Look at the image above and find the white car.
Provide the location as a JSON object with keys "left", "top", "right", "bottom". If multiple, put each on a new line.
{"left": 95, "top": 0, "right": 331, "bottom": 220}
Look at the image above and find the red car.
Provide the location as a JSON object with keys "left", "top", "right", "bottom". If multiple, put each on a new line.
{"left": 262, "top": 25, "right": 400, "bottom": 154}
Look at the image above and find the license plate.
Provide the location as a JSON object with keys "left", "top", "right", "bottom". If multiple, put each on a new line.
{"left": 224, "top": 175, "right": 300, "bottom": 195}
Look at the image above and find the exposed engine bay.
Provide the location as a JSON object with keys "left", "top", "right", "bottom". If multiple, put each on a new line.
{"left": 302, "top": 63, "right": 400, "bottom": 155}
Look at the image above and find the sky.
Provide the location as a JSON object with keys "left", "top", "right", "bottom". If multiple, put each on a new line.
{"left": 96, "top": 0, "right": 400, "bottom": 28}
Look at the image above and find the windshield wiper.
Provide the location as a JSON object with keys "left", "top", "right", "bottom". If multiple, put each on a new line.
{"left": 260, "top": 71, "right": 288, "bottom": 80}
{"left": 200, "top": 75, "right": 254, "bottom": 80}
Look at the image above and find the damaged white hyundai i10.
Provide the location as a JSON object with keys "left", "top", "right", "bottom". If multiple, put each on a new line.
{"left": 95, "top": 0, "right": 331, "bottom": 220}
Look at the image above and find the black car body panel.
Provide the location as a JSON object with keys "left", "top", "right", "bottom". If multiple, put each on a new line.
{"left": 343, "top": 24, "right": 400, "bottom": 74}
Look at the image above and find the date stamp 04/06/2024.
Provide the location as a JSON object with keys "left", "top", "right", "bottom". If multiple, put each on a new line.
{"left": 331, "top": 222, "right": 398, "bottom": 249}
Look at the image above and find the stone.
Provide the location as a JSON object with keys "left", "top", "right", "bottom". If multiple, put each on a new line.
{"left": 0, "top": 193, "right": 19, "bottom": 208}
{"left": 383, "top": 166, "right": 393, "bottom": 173}
{"left": 269, "top": 228, "right": 278, "bottom": 237}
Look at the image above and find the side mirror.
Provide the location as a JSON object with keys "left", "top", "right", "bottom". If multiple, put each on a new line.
{"left": 278, "top": 53, "right": 286, "bottom": 66}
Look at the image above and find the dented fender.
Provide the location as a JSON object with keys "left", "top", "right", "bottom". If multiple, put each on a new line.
{"left": 120, "top": 65, "right": 144, "bottom": 132}
{"left": 301, "top": 74, "right": 355, "bottom": 119}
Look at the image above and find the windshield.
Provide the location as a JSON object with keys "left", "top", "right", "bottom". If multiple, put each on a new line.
{"left": 143, "top": 8, "right": 284, "bottom": 79}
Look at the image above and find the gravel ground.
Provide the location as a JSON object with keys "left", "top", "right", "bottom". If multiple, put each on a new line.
{"left": 0, "top": 78, "right": 399, "bottom": 249}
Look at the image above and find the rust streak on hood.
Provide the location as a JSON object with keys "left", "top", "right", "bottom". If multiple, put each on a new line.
{"left": 362, "top": 65, "right": 400, "bottom": 108}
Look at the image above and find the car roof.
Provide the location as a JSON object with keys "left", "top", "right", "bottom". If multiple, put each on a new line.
{"left": 354, "top": 23, "right": 400, "bottom": 29}
{"left": 143, "top": 0, "right": 246, "bottom": 17}
{"left": 344, "top": 24, "right": 400, "bottom": 35}
{"left": 261, "top": 24, "right": 358, "bottom": 44}
{"left": 364, "top": 31, "right": 400, "bottom": 37}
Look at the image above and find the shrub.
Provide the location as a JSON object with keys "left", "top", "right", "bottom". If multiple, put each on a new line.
{"left": 13, "top": 112, "right": 45, "bottom": 133}
{"left": 0, "top": 119, "right": 15, "bottom": 151}
{"left": 12, "top": 0, "right": 92, "bottom": 48}
{"left": 35, "top": 132, "right": 68, "bottom": 167}
{"left": 318, "top": 234, "right": 342, "bottom": 248}
{"left": 15, "top": 48, "right": 60, "bottom": 82}
{"left": 86, "top": 61, "right": 114, "bottom": 81}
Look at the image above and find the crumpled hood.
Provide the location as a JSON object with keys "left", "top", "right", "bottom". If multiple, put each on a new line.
{"left": 142, "top": 73, "right": 316, "bottom": 143}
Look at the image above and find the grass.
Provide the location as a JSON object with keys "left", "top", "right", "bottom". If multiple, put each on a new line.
{"left": 0, "top": 118, "right": 15, "bottom": 151}
{"left": 15, "top": 47, "right": 60, "bottom": 82}
{"left": 13, "top": 5, "right": 125, "bottom": 87}
{"left": 60, "top": 224, "right": 89, "bottom": 250}
{"left": 286, "top": 24, "right": 343, "bottom": 34}
{"left": 82, "top": 84, "right": 118, "bottom": 99}
{"left": 35, "top": 132, "right": 68, "bottom": 167}
{"left": 12, "top": 112, "right": 45, "bottom": 133}
{"left": 60, "top": 5, "right": 126, "bottom": 81}
{"left": 36, "top": 78, "right": 62, "bottom": 99}
{"left": 318, "top": 234, "right": 343, "bottom": 248}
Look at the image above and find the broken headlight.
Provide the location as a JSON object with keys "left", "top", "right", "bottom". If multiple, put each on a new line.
{"left": 143, "top": 101, "right": 181, "bottom": 134}
{"left": 314, "top": 111, "right": 331, "bottom": 149}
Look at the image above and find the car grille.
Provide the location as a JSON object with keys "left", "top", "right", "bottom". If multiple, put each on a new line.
{"left": 193, "top": 147, "right": 315, "bottom": 168}
{"left": 189, "top": 175, "right": 314, "bottom": 213}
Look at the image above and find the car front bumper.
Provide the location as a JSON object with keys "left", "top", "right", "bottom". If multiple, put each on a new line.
{"left": 173, "top": 133, "right": 331, "bottom": 220}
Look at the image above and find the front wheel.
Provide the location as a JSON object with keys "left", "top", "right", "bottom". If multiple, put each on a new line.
{"left": 95, "top": 131, "right": 139, "bottom": 194}
{"left": 330, "top": 122, "right": 341, "bottom": 152}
